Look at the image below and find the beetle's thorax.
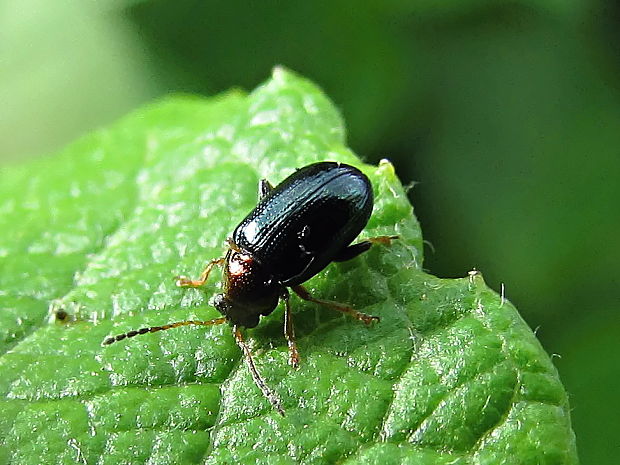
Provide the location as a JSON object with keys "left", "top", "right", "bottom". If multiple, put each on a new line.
{"left": 213, "top": 246, "right": 281, "bottom": 328}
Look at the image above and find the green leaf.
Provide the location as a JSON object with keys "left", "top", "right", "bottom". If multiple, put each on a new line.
{"left": 0, "top": 68, "right": 577, "bottom": 464}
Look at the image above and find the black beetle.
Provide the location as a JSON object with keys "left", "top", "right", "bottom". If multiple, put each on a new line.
{"left": 104, "top": 161, "right": 396, "bottom": 415}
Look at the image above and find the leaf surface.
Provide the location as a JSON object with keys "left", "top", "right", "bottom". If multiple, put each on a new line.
{"left": 0, "top": 68, "right": 577, "bottom": 464}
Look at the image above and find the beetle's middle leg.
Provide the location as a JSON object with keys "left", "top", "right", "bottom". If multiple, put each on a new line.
{"left": 281, "top": 289, "right": 300, "bottom": 369}
{"left": 291, "top": 284, "right": 379, "bottom": 325}
{"left": 175, "top": 257, "right": 225, "bottom": 288}
{"left": 258, "top": 179, "right": 274, "bottom": 200}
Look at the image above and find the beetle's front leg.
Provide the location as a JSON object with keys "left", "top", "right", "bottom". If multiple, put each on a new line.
{"left": 291, "top": 284, "right": 380, "bottom": 325}
{"left": 233, "top": 325, "right": 285, "bottom": 416}
{"left": 281, "top": 289, "right": 300, "bottom": 369}
{"left": 175, "top": 257, "right": 225, "bottom": 288}
{"left": 332, "top": 235, "right": 398, "bottom": 262}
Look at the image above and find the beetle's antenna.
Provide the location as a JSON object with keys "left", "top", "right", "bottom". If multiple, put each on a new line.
{"left": 233, "top": 325, "right": 285, "bottom": 416}
{"left": 102, "top": 318, "right": 227, "bottom": 345}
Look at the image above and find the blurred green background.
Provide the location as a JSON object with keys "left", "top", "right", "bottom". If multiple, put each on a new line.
{"left": 1, "top": 1, "right": 617, "bottom": 462}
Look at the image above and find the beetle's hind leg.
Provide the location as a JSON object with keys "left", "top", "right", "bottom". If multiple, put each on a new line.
{"left": 333, "top": 235, "right": 398, "bottom": 262}
{"left": 281, "top": 289, "right": 300, "bottom": 369}
{"left": 291, "top": 284, "right": 379, "bottom": 325}
{"left": 175, "top": 257, "right": 225, "bottom": 288}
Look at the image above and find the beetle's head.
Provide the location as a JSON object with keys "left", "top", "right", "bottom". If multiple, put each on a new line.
{"left": 213, "top": 249, "right": 281, "bottom": 328}
{"left": 213, "top": 293, "right": 262, "bottom": 328}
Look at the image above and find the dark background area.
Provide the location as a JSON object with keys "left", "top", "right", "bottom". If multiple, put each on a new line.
{"left": 1, "top": 1, "right": 617, "bottom": 462}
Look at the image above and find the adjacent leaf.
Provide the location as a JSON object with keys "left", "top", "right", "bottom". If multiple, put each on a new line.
{"left": 0, "top": 68, "right": 577, "bottom": 464}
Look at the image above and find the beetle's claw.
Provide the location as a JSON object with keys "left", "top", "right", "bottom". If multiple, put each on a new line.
{"left": 361, "top": 314, "right": 380, "bottom": 326}
{"left": 175, "top": 276, "right": 192, "bottom": 287}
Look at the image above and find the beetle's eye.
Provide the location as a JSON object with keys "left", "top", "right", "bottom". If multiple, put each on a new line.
{"left": 213, "top": 294, "right": 231, "bottom": 313}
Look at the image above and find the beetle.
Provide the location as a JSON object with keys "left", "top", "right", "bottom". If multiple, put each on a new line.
{"left": 104, "top": 161, "right": 397, "bottom": 415}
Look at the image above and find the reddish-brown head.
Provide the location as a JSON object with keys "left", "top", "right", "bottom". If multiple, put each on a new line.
{"left": 213, "top": 248, "right": 281, "bottom": 328}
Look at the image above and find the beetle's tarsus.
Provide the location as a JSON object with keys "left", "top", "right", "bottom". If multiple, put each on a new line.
{"left": 175, "top": 257, "right": 225, "bottom": 288}
{"left": 361, "top": 315, "right": 381, "bottom": 326}
{"left": 367, "top": 235, "right": 399, "bottom": 246}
